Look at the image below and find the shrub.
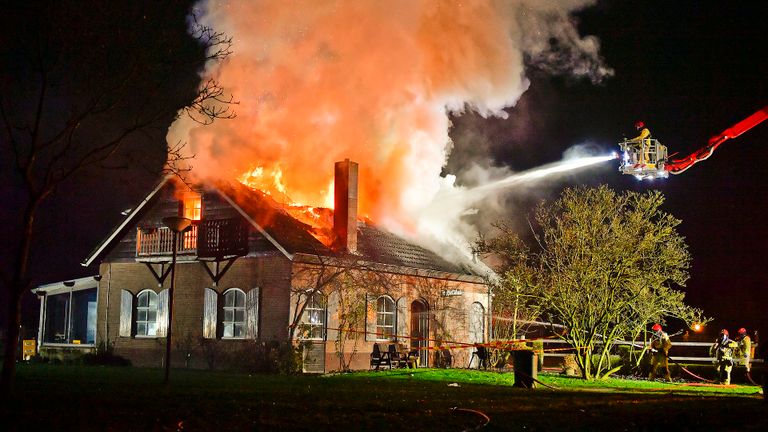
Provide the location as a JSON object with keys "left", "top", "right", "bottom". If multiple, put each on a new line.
{"left": 80, "top": 351, "right": 132, "bottom": 367}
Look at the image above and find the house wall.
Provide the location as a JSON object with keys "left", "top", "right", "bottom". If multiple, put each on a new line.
{"left": 288, "top": 263, "right": 490, "bottom": 373}
{"left": 98, "top": 253, "right": 293, "bottom": 368}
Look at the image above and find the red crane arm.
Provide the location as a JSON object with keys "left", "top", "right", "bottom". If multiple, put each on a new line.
{"left": 665, "top": 106, "right": 768, "bottom": 174}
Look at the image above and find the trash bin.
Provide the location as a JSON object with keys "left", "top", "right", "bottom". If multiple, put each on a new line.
{"left": 512, "top": 350, "right": 537, "bottom": 388}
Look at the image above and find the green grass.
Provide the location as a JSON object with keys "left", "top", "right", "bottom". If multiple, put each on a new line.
{"left": 3, "top": 364, "right": 765, "bottom": 431}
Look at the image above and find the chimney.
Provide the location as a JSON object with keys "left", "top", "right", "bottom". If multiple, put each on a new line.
{"left": 333, "top": 159, "right": 358, "bottom": 253}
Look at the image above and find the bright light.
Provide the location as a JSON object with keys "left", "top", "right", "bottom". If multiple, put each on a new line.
{"left": 692, "top": 323, "right": 703, "bottom": 332}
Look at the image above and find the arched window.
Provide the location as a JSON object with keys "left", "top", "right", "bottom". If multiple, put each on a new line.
{"left": 136, "top": 290, "right": 158, "bottom": 337}
{"left": 376, "top": 296, "right": 395, "bottom": 340}
{"left": 223, "top": 288, "right": 246, "bottom": 338}
{"left": 302, "top": 292, "right": 326, "bottom": 340}
{"left": 469, "top": 302, "right": 485, "bottom": 344}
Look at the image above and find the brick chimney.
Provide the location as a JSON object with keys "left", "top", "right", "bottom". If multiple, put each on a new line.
{"left": 333, "top": 159, "right": 358, "bottom": 253}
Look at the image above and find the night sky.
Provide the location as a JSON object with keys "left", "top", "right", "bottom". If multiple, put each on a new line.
{"left": 449, "top": 0, "right": 768, "bottom": 340}
{"left": 3, "top": 1, "right": 767, "bottom": 341}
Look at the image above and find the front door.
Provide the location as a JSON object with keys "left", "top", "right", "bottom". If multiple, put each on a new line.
{"left": 410, "top": 300, "right": 429, "bottom": 367}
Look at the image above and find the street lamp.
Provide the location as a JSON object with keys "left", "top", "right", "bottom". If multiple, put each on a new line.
{"left": 162, "top": 216, "right": 192, "bottom": 384}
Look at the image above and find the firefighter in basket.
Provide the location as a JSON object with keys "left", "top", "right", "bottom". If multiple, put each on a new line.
{"left": 710, "top": 329, "right": 738, "bottom": 385}
{"left": 648, "top": 323, "right": 672, "bottom": 382}
{"left": 627, "top": 121, "right": 652, "bottom": 166}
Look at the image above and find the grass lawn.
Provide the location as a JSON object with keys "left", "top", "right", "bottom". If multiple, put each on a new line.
{"left": 3, "top": 364, "right": 765, "bottom": 431}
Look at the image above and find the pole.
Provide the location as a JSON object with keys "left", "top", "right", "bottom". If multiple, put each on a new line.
{"left": 164, "top": 231, "right": 178, "bottom": 385}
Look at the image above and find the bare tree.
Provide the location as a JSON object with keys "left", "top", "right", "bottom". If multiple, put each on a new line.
{"left": 478, "top": 186, "right": 708, "bottom": 380}
{"left": 0, "top": 2, "right": 235, "bottom": 396}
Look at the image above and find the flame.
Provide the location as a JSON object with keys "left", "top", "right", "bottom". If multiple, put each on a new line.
{"left": 169, "top": 0, "right": 611, "bottom": 256}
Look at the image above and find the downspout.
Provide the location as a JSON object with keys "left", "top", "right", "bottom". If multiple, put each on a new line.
{"left": 104, "top": 263, "right": 112, "bottom": 350}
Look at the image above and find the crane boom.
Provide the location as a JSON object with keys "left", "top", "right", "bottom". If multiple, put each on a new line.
{"left": 665, "top": 106, "right": 768, "bottom": 174}
{"left": 618, "top": 105, "right": 768, "bottom": 180}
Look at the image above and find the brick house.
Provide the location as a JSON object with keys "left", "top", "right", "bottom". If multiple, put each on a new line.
{"left": 34, "top": 160, "right": 491, "bottom": 372}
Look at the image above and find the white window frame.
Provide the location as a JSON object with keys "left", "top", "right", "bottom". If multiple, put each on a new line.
{"left": 376, "top": 295, "right": 396, "bottom": 341}
{"left": 135, "top": 289, "right": 159, "bottom": 338}
{"left": 302, "top": 292, "right": 326, "bottom": 340}
{"left": 222, "top": 288, "right": 246, "bottom": 339}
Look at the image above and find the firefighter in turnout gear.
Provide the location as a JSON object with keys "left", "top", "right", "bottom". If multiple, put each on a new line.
{"left": 648, "top": 323, "right": 672, "bottom": 381}
{"left": 710, "top": 329, "right": 738, "bottom": 385}
{"left": 628, "top": 121, "right": 653, "bottom": 166}
{"left": 735, "top": 328, "right": 752, "bottom": 373}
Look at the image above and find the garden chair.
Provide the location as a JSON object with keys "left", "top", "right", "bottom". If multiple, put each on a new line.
{"left": 370, "top": 343, "right": 387, "bottom": 370}
{"left": 388, "top": 344, "right": 407, "bottom": 368}
{"left": 470, "top": 346, "right": 489, "bottom": 369}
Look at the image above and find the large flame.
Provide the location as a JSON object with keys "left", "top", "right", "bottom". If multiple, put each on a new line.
{"left": 168, "top": 0, "right": 610, "bottom": 255}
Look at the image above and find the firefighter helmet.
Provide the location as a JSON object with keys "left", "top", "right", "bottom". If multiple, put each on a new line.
{"left": 738, "top": 328, "right": 747, "bottom": 334}
{"left": 652, "top": 323, "right": 662, "bottom": 332}
{"left": 720, "top": 329, "right": 729, "bottom": 336}
{"left": 635, "top": 120, "right": 645, "bottom": 129}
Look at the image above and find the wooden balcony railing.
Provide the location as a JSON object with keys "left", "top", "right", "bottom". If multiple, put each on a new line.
{"left": 136, "top": 218, "right": 248, "bottom": 259}
{"left": 136, "top": 225, "right": 198, "bottom": 257}
{"left": 197, "top": 218, "right": 249, "bottom": 259}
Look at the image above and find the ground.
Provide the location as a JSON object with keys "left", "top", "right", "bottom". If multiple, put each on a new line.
{"left": 2, "top": 365, "right": 765, "bottom": 431}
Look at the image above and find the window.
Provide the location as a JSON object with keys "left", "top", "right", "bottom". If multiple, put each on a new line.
{"left": 223, "top": 289, "right": 246, "bottom": 338}
{"left": 302, "top": 293, "right": 326, "bottom": 340}
{"left": 376, "top": 296, "right": 395, "bottom": 340}
{"left": 43, "top": 287, "right": 97, "bottom": 345}
{"left": 182, "top": 191, "right": 202, "bottom": 221}
{"left": 136, "top": 290, "right": 158, "bottom": 336}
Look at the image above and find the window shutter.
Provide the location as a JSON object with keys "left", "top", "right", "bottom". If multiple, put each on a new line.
{"left": 203, "top": 288, "right": 217, "bottom": 339}
{"left": 326, "top": 291, "right": 339, "bottom": 342}
{"left": 119, "top": 290, "right": 133, "bottom": 337}
{"left": 156, "top": 289, "right": 169, "bottom": 337}
{"left": 396, "top": 297, "right": 408, "bottom": 342}
{"left": 246, "top": 287, "right": 259, "bottom": 339}
{"left": 365, "top": 294, "right": 376, "bottom": 341}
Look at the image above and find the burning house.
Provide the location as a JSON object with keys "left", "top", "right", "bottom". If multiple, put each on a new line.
{"left": 34, "top": 160, "right": 490, "bottom": 372}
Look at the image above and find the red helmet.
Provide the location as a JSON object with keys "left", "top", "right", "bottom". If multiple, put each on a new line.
{"left": 652, "top": 323, "right": 662, "bottom": 332}
{"left": 720, "top": 329, "right": 729, "bottom": 336}
{"left": 738, "top": 328, "right": 747, "bottom": 334}
{"left": 635, "top": 120, "right": 645, "bottom": 129}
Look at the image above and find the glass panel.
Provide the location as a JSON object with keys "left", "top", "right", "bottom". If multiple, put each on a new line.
{"left": 234, "top": 309, "right": 245, "bottom": 322}
{"left": 147, "top": 310, "right": 157, "bottom": 322}
{"left": 147, "top": 322, "right": 157, "bottom": 336}
{"left": 138, "top": 292, "right": 148, "bottom": 307}
{"left": 235, "top": 292, "right": 245, "bottom": 307}
{"left": 234, "top": 324, "right": 244, "bottom": 338}
{"left": 69, "top": 289, "right": 97, "bottom": 343}
{"left": 137, "top": 322, "right": 147, "bottom": 336}
{"left": 138, "top": 309, "right": 147, "bottom": 321}
{"left": 224, "top": 323, "right": 233, "bottom": 338}
{"left": 225, "top": 292, "right": 234, "bottom": 307}
{"left": 225, "top": 309, "right": 234, "bottom": 322}
{"left": 148, "top": 292, "right": 157, "bottom": 307}
{"left": 44, "top": 294, "right": 70, "bottom": 343}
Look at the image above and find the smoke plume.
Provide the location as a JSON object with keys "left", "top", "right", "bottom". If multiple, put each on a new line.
{"left": 168, "top": 0, "right": 611, "bottom": 257}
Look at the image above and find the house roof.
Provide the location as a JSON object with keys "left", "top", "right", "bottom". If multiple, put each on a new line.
{"left": 83, "top": 176, "right": 487, "bottom": 279}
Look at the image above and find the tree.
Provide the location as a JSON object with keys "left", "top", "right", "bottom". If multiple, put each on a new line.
{"left": 477, "top": 186, "right": 707, "bottom": 380}
{"left": 0, "top": 1, "right": 234, "bottom": 396}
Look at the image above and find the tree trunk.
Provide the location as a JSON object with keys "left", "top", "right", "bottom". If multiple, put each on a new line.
{"left": 1, "top": 287, "right": 24, "bottom": 399}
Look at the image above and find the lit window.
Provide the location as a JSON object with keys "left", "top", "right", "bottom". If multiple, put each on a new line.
{"left": 223, "top": 289, "right": 246, "bottom": 338}
{"left": 136, "top": 290, "right": 158, "bottom": 336}
{"left": 376, "top": 296, "right": 395, "bottom": 340}
{"left": 302, "top": 293, "right": 326, "bottom": 340}
{"left": 182, "top": 192, "right": 202, "bottom": 221}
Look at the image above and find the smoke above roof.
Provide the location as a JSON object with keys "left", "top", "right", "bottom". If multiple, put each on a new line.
{"left": 167, "top": 0, "right": 611, "bottom": 260}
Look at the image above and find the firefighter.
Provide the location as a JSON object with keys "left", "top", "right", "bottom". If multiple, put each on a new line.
{"left": 710, "top": 329, "right": 738, "bottom": 385}
{"left": 735, "top": 327, "right": 752, "bottom": 373}
{"left": 628, "top": 121, "right": 652, "bottom": 165}
{"left": 648, "top": 323, "right": 672, "bottom": 381}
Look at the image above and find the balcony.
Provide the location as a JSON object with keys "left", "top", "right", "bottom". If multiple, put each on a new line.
{"left": 136, "top": 218, "right": 248, "bottom": 260}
